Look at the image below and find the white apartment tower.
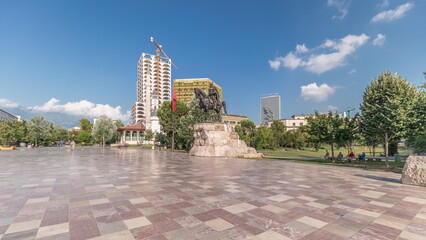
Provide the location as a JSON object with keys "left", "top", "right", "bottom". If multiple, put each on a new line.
{"left": 132, "top": 53, "right": 171, "bottom": 132}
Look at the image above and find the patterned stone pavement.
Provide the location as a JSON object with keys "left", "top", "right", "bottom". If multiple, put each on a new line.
{"left": 0, "top": 148, "right": 425, "bottom": 240}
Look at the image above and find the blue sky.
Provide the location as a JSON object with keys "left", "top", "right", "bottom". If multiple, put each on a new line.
{"left": 1, "top": 0, "right": 425, "bottom": 126}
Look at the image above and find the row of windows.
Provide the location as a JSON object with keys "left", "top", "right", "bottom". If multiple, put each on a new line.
{"left": 223, "top": 121, "right": 241, "bottom": 124}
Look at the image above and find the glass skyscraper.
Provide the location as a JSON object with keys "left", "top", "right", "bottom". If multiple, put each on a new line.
{"left": 260, "top": 95, "right": 281, "bottom": 125}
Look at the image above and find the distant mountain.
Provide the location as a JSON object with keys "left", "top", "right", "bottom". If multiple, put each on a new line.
{"left": 2, "top": 107, "right": 91, "bottom": 128}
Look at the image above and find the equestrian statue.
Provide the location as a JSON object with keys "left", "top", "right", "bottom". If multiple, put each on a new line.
{"left": 194, "top": 84, "right": 227, "bottom": 122}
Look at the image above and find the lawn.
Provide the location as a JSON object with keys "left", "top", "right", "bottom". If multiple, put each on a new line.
{"left": 286, "top": 158, "right": 404, "bottom": 173}
{"left": 260, "top": 145, "right": 412, "bottom": 159}
{"left": 259, "top": 146, "right": 409, "bottom": 173}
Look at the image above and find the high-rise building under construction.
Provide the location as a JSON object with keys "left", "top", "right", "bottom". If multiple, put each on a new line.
{"left": 132, "top": 53, "right": 171, "bottom": 131}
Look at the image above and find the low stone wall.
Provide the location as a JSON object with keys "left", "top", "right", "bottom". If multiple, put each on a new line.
{"left": 401, "top": 156, "right": 426, "bottom": 187}
{"left": 189, "top": 123, "right": 263, "bottom": 158}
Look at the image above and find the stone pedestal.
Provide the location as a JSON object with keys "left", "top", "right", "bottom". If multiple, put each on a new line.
{"left": 189, "top": 123, "right": 263, "bottom": 158}
{"left": 401, "top": 156, "right": 426, "bottom": 187}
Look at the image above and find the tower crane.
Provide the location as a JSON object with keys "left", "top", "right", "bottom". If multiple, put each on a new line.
{"left": 346, "top": 108, "right": 356, "bottom": 118}
{"left": 148, "top": 37, "right": 177, "bottom": 108}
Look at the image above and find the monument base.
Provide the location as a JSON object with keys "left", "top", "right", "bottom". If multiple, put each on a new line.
{"left": 189, "top": 123, "right": 263, "bottom": 158}
{"left": 401, "top": 156, "right": 426, "bottom": 187}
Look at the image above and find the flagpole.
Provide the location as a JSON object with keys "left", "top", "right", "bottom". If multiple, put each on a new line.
{"left": 171, "top": 88, "right": 177, "bottom": 152}
{"left": 172, "top": 106, "right": 174, "bottom": 152}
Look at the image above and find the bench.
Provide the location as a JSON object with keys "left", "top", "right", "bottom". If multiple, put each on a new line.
{"left": 366, "top": 158, "right": 382, "bottom": 162}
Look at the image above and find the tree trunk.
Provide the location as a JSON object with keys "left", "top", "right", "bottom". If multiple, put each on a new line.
{"left": 102, "top": 135, "right": 105, "bottom": 148}
{"left": 331, "top": 143, "right": 335, "bottom": 161}
{"left": 372, "top": 144, "right": 376, "bottom": 157}
{"left": 172, "top": 131, "right": 175, "bottom": 152}
{"left": 384, "top": 132, "right": 389, "bottom": 168}
{"left": 35, "top": 137, "right": 38, "bottom": 147}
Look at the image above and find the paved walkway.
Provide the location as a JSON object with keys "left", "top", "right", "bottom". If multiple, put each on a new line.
{"left": 0, "top": 148, "right": 425, "bottom": 240}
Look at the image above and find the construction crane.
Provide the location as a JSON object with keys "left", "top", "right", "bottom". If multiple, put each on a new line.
{"left": 148, "top": 37, "right": 178, "bottom": 105}
{"left": 339, "top": 107, "right": 356, "bottom": 118}
{"left": 346, "top": 108, "right": 356, "bottom": 118}
{"left": 150, "top": 37, "right": 178, "bottom": 69}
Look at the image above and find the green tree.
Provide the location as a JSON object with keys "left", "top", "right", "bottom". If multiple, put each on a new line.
{"left": 144, "top": 129, "right": 154, "bottom": 142}
{"left": 155, "top": 132, "right": 166, "bottom": 146}
{"left": 51, "top": 125, "right": 68, "bottom": 142}
{"left": 76, "top": 130, "right": 91, "bottom": 143}
{"left": 413, "top": 133, "right": 426, "bottom": 155}
{"left": 359, "top": 133, "right": 380, "bottom": 157}
{"left": 360, "top": 71, "right": 418, "bottom": 167}
{"left": 235, "top": 119, "right": 256, "bottom": 147}
{"left": 27, "top": 116, "right": 53, "bottom": 147}
{"left": 338, "top": 114, "right": 360, "bottom": 154}
{"left": 293, "top": 129, "right": 308, "bottom": 150}
{"left": 407, "top": 90, "right": 426, "bottom": 140}
{"left": 111, "top": 120, "right": 124, "bottom": 143}
{"left": 306, "top": 112, "right": 345, "bottom": 159}
{"left": 270, "top": 120, "right": 286, "bottom": 148}
{"left": 79, "top": 118, "right": 93, "bottom": 132}
{"left": 175, "top": 124, "right": 194, "bottom": 150}
{"left": 0, "top": 121, "right": 14, "bottom": 145}
{"left": 69, "top": 130, "right": 78, "bottom": 141}
{"left": 157, "top": 100, "right": 188, "bottom": 150}
{"left": 253, "top": 126, "right": 274, "bottom": 150}
{"left": 91, "top": 115, "right": 117, "bottom": 147}
{"left": 285, "top": 128, "right": 308, "bottom": 150}
{"left": 77, "top": 118, "right": 93, "bottom": 144}
{"left": 10, "top": 120, "right": 28, "bottom": 143}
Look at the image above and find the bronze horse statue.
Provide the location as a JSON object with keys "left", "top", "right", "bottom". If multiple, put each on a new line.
{"left": 194, "top": 88, "right": 227, "bottom": 122}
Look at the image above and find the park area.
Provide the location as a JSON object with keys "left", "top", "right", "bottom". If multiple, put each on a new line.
{"left": 0, "top": 147, "right": 425, "bottom": 240}
{"left": 260, "top": 146, "right": 410, "bottom": 173}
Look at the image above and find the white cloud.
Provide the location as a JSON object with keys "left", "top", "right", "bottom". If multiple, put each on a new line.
{"left": 378, "top": 0, "right": 390, "bottom": 9}
{"left": 327, "top": 0, "right": 350, "bottom": 19}
{"left": 268, "top": 58, "right": 282, "bottom": 70}
{"left": 373, "top": 34, "right": 386, "bottom": 46}
{"left": 269, "top": 45, "right": 308, "bottom": 70}
{"left": 327, "top": 105, "right": 339, "bottom": 112}
{"left": 300, "top": 83, "right": 336, "bottom": 102}
{"left": 269, "top": 33, "right": 369, "bottom": 74}
{"left": 371, "top": 2, "right": 413, "bottom": 23}
{"left": 0, "top": 99, "right": 20, "bottom": 108}
{"left": 322, "top": 39, "right": 336, "bottom": 48}
{"left": 348, "top": 68, "right": 357, "bottom": 74}
{"left": 296, "top": 44, "right": 308, "bottom": 53}
{"left": 28, "top": 98, "right": 131, "bottom": 122}
{"left": 283, "top": 53, "right": 306, "bottom": 69}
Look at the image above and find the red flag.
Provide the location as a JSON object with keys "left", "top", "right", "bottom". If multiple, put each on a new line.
{"left": 172, "top": 89, "right": 177, "bottom": 112}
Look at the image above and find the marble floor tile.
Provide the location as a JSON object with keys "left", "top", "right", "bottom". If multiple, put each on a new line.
{"left": 0, "top": 148, "right": 425, "bottom": 240}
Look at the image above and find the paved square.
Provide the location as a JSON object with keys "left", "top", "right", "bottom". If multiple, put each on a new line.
{"left": 0, "top": 148, "right": 425, "bottom": 239}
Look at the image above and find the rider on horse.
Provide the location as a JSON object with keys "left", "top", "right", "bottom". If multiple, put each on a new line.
{"left": 208, "top": 83, "right": 220, "bottom": 109}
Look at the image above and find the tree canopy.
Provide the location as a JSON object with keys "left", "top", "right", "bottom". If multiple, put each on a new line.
{"left": 51, "top": 125, "right": 68, "bottom": 142}
{"left": 360, "top": 70, "right": 418, "bottom": 166}
{"left": 306, "top": 112, "right": 345, "bottom": 159}
{"left": 27, "top": 116, "right": 53, "bottom": 146}
{"left": 91, "top": 115, "right": 117, "bottom": 147}
{"left": 157, "top": 100, "right": 188, "bottom": 150}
